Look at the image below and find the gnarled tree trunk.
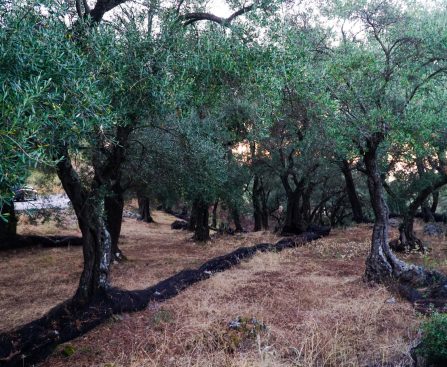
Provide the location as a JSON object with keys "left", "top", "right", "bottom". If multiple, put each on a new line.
{"left": 393, "top": 175, "right": 447, "bottom": 252}
{"left": 138, "top": 195, "right": 153, "bottom": 223}
{"left": 252, "top": 176, "right": 263, "bottom": 231}
{"left": 282, "top": 190, "right": 308, "bottom": 235}
{"left": 105, "top": 187, "right": 125, "bottom": 261}
{"left": 57, "top": 146, "right": 112, "bottom": 304}
{"left": 76, "top": 207, "right": 112, "bottom": 302}
{"left": 101, "top": 125, "right": 131, "bottom": 262}
{"left": 341, "top": 159, "right": 365, "bottom": 223}
{"left": 364, "top": 140, "right": 400, "bottom": 282}
{"left": 193, "top": 199, "right": 210, "bottom": 241}
{"left": 362, "top": 136, "right": 433, "bottom": 287}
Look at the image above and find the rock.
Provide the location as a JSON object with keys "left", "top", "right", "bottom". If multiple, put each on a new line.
{"left": 423, "top": 223, "right": 444, "bottom": 237}
{"left": 123, "top": 210, "right": 139, "bottom": 219}
{"left": 227, "top": 316, "right": 267, "bottom": 335}
{"left": 171, "top": 220, "right": 188, "bottom": 230}
{"left": 385, "top": 297, "right": 396, "bottom": 304}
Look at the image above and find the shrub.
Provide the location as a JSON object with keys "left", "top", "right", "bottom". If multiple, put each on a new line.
{"left": 418, "top": 313, "right": 447, "bottom": 365}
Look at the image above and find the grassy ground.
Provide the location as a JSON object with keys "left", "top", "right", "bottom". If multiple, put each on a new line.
{"left": 1, "top": 211, "right": 446, "bottom": 366}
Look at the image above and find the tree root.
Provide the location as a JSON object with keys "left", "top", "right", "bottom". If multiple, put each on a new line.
{"left": 0, "top": 231, "right": 326, "bottom": 367}
{"left": 385, "top": 255, "right": 447, "bottom": 314}
{"left": 389, "top": 237, "right": 428, "bottom": 254}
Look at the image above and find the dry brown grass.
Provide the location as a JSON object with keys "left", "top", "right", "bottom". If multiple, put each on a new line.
{"left": 6, "top": 211, "right": 446, "bottom": 366}
{"left": 31, "top": 223, "right": 423, "bottom": 367}
{"left": 0, "top": 210, "right": 278, "bottom": 332}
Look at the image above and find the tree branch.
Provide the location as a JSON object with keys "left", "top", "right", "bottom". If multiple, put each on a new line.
{"left": 181, "top": 3, "right": 255, "bottom": 27}
{"left": 90, "top": 0, "right": 129, "bottom": 22}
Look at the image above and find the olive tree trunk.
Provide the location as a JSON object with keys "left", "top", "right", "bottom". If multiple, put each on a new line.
{"left": 212, "top": 200, "right": 218, "bottom": 228}
{"left": 395, "top": 175, "right": 447, "bottom": 252}
{"left": 362, "top": 136, "right": 431, "bottom": 286}
{"left": 57, "top": 146, "right": 112, "bottom": 304}
{"left": 341, "top": 159, "right": 365, "bottom": 223}
{"left": 252, "top": 176, "right": 263, "bottom": 231}
{"left": 138, "top": 195, "right": 153, "bottom": 223}
{"left": 105, "top": 188, "right": 125, "bottom": 261}
{"left": 193, "top": 199, "right": 210, "bottom": 241}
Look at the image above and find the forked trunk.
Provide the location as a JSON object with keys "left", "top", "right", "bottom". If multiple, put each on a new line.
{"left": 75, "top": 209, "right": 112, "bottom": 303}
{"left": 341, "top": 159, "right": 365, "bottom": 223}
{"left": 363, "top": 142, "right": 412, "bottom": 283}
{"left": 282, "top": 191, "right": 308, "bottom": 235}
{"left": 56, "top": 146, "right": 113, "bottom": 304}
{"left": 105, "top": 190, "right": 125, "bottom": 261}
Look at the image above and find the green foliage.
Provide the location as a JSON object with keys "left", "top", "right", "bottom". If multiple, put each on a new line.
{"left": 418, "top": 313, "right": 447, "bottom": 364}
{"left": 0, "top": 0, "right": 113, "bottom": 206}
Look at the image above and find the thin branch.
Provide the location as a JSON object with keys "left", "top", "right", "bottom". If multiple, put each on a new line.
{"left": 82, "top": 0, "right": 90, "bottom": 15}
{"left": 75, "top": 0, "right": 82, "bottom": 18}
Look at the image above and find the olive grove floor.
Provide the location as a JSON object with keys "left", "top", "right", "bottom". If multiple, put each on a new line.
{"left": 1, "top": 209, "right": 446, "bottom": 366}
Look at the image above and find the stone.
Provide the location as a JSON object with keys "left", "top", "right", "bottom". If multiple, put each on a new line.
{"left": 423, "top": 223, "right": 444, "bottom": 237}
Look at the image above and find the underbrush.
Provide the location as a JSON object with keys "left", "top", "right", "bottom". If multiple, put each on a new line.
{"left": 417, "top": 313, "right": 447, "bottom": 365}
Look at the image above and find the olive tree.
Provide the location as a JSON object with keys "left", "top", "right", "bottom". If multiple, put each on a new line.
{"left": 323, "top": 0, "right": 447, "bottom": 283}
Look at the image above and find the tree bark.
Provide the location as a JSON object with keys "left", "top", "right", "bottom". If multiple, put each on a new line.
{"left": 0, "top": 200, "right": 17, "bottom": 238}
{"left": 431, "top": 191, "right": 439, "bottom": 214}
{"left": 363, "top": 141, "right": 397, "bottom": 282}
{"left": 193, "top": 199, "right": 210, "bottom": 241}
{"left": 421, "top": 205, "right": 435, "bottom": 223}
{"left": 252, "top": 176, "right": 263, "bottom": 231}
{"left": 394, "top": 175, "right": 447, "bottom": 252}
{"left": 260, "top": 185, "right": 269, "bottom": 230}
{"left": 188, "top": 199, "right": 198, "bottom": 231}
{"left": 76, "top": 209, "right": 112, "bottom": 302}
{"left": 212, "top": 200, "right": 218, "bottom": 228}
{"left": 362, "top": 137, "right": 428, "bottom": 284}
{"left": 232, "top": 207, "right": 244, "bottom": 232}
{"left": 138, "top": 195, "right": 153, "bottom": 223}
{"left": 282, "top": 190, "right": 308, "bottom": 235}
{"left": 56, "top": 146, "right": 112, "bottom": 304}
{"left": 105, "top": 188, "right": 125, "bottom": 261}
{"left": 341, "top": 159, "right": 365, "bottom": 223}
